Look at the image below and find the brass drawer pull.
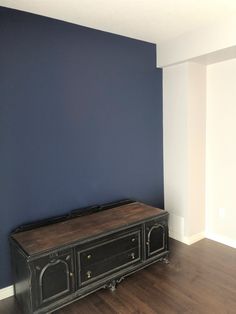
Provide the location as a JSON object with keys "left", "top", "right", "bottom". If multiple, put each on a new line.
{"left": 87, "top": 254, "right": 92, "bottom": 260}
{"left": 86, "top": 271, "right": 92, "bottom": 279}
{"left": 131, "top": 252, "right": 135, "bottom": 259}
{"left": 69, "top": 272, "right": 73, "bottom": 277}
{"left": 131, "top": 238, "right": 136, "bottom": 242}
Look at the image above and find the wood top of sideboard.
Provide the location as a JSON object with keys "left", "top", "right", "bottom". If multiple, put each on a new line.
{"left": 11, "top": 202, "right": 167, "bottom": 256}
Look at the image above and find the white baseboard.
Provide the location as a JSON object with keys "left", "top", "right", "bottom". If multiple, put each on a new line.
{"left": 183, "top": 231, "right": 205, "bottom": 245}
{"left": 169, "top": 214, "right": 236, "bottom": 248}
{"left": 205, "top": 232, "right": 236, "bottom": 249}
{"left": 0, "top": 285, "right": 14, "bottom": 300}
{"left": 169, "top": 213, "right": 205, "bottom": 245}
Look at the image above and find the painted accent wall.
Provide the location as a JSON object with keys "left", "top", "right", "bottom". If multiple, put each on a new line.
{"left": 0, "top": 7, "right": 163, "bottom": 288}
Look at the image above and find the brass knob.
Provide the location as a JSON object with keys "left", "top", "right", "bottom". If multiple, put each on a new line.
{"left": 131, "top": 253, "right": 135, "bottom": 259}
{"left": 69, "top": 272, "right": 73, "bottom": 277}
{"left": 86, "top": 271, "right": 92, "bottom": 279}
{"left": 131, "top": 238, "right": 136, "bottom": 242}
{"left": 146, "top": 241, "right": 149, "bottom": 245}
{"left": 87, "top": 254, "right": 92, "bottom": 260}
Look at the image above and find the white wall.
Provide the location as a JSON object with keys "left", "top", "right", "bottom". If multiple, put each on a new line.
{"left": 163, "top": 63, "right": 188, "bottom": 241}
{"left": 163, "top": 62, "right": 206, "bottom": 244}
{"left": 163, "top": 63, "right": 188, "bottom": 218}
{"left": 206, "top": 58, "right": 236, "bottom": 248}
{"left": 161, "top": 9, "right": 236, "bottom": 248}
{"left": 186, "top": 62, "right": 206, "bottom": 238}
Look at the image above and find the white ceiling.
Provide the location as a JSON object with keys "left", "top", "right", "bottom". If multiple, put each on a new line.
{"left": 0, "top": 0, "right": 236, "bottom": 43}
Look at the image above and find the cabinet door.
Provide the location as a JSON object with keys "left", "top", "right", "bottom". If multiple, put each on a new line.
{"left": 145, "top": 219, "right": 168, "bottom": 259}
{"left": 31, "top": 250, "right": 74, "bottom": 310}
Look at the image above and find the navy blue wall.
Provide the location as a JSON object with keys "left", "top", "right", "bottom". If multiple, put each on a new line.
{"left": 0, "top": 7, "right": 163, "bottom": 288}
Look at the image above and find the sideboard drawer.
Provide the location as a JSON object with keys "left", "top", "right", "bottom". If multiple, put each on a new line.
{"left": 80, "top": 247, "right": 140, "bottom": 285}
{"left": 79, "top": 230, "right": 140, "bottom": 267}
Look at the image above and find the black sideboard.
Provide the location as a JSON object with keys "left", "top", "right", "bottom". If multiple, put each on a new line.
{"left": 10, "top": 202, "right": 169, "bottom": 313}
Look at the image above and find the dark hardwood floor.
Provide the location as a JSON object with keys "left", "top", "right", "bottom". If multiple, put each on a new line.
{"left": 1, "top": 238, "right": 235, "bottom": 314}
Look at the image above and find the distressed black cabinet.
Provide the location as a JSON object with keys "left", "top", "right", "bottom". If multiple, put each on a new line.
{"left": 10, "top": 202, "right": 169, "bottom": 313}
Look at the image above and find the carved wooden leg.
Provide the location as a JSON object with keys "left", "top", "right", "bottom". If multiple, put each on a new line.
{"left": 105, "top": 277, "right": 124, "bottom": 292}
{"left": 110, "top": 280, "right": 117, "bottom": 292}
{"left": 162, "top": 254, "right": 169, "bottom": 264}
{"left": 104, "top": 279, "right": 117, "bottom": 291}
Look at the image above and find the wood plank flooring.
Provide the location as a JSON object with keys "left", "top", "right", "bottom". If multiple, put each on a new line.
{"left": 1, "top": 238, "right": 235, "bottom": 314}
